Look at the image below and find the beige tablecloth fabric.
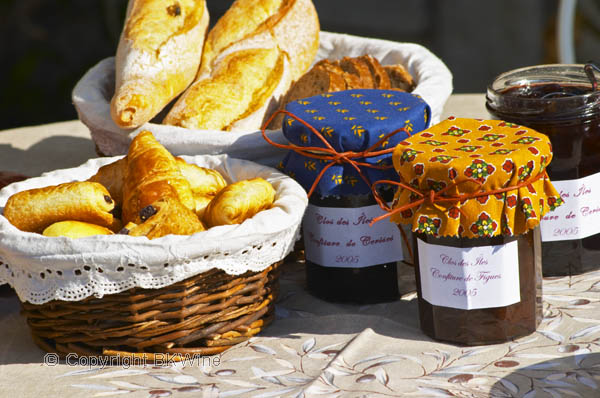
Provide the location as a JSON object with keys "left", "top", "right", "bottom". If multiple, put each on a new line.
{"left": 2, "top": 95, "right": 599, "bottom": 398}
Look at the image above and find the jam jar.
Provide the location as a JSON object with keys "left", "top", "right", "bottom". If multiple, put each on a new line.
{"left": 388, "top": 118, "right": 562, "bottom": 344}
{"left": 486, "top": 64, "right": 600, "bottom": 276}
{"left": 276, "top": 89, "right": 431, "bottom": 303}
{"left": 304, "top": 190, "right": 400, "bottom": 303}
{"left": 413, "top": 229, "right": 542, "bottom": 345}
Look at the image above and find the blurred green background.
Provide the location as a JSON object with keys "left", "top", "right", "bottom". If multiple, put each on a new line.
{"left": 1, "top": 0, "right": 598, "bottom": 131}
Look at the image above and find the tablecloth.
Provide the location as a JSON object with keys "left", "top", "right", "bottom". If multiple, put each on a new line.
{"left": 1, "top": 261, "right": 599, "bottom": 397}
{"left": 1, "top": 95, "right": 599, "bottom": 398}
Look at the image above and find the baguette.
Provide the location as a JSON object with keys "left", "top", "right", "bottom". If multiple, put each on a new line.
{"left": 198, "top": 0, "right": 286, "bottom": 78}
{"left": 110, "top": 0, "right": 209, "bottom": 129}
{"left": 163, "top": 0, "right": 319, "bottom": 131}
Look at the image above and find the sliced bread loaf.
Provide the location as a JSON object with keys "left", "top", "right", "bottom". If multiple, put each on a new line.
{"left": 267, "top": 55, "right": 415, "bottom": 129}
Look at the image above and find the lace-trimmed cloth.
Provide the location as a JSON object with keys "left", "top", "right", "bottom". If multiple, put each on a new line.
{"left": 0, "top": 155, "right": 307, "bottom": 304}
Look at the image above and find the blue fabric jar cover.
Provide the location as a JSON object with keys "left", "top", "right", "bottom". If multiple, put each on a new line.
{"left": 278, "top": 89, "right": 432, "bottom": 197}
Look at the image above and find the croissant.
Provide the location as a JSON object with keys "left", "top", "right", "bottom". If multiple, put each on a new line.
{"left": 88, "top": 157, "right": 127, "bottom": 205}
{"left": 122, "top": 130, "right": 195, "bottom": 223}
{"left": 203, "top": 178, "right": 275, "bottom": 227}
{"left": 88, "top": 156, "right": 227, "bottom": 205}
{"left": 192, "top": 194, "right": 212, "bottom": 219}
{"left": 3, "top": 181, "right": 115, "bottom": 233}
{"left": 122, "top": 196, "right": 205, "bottom": 239}
{"left": 175, "top": 157, "right": 227, "bottom": 196}
{"left": 43, "top": 221, "right": 114, "bottom": 238}
{"left": 111, "top": 0, "right": 209, "bottom": 128}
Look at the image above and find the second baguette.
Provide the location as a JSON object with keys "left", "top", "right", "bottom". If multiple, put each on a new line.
{"left": 163, "top": 0, "right": 319, "bottom": 131}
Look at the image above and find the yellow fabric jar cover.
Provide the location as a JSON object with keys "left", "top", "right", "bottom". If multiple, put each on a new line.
{"left": 390, "top": 117, "right": 563, "bottom": 238}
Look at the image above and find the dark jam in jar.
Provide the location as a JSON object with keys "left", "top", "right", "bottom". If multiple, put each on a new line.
{"left": 413, "top": 229, "right": 542, "bottom": 345}
{"left": 487, "top": 65, "right": 600, "bottom": 276}
{"left": 304, "top": 191, "right": 400, "bottom": 304}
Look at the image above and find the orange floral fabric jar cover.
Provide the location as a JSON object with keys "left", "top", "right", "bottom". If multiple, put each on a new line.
{"left": 390, "top": 117, "right": 563, "bottom": 238}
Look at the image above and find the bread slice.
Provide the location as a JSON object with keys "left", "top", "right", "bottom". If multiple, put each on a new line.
{"left": 111, "top": 0, "right": 209, "bottom": 129}
{"left": 285, "top": 60, "right": 347, "bottom": 100}
{"left": 339, "top": 56, "right": 376, "bottom": 89}
{"left": 266, "top": 59, "right": 347, "bottom": 128}
{"left": 384, "top": 64, "right": 416, "bottom": 92}
{"left": 360, "top": 54, "right": 392, "bottom": 89}
{"left": 267, "top": 54, "right": 416, "bottom": 129}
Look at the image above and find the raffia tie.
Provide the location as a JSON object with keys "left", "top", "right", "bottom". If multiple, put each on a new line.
{"left": 370, "top": 170, "right": 548, "bottom": 227}
{"left": 261, "top": 109, "right": 410, "bottom": 197}
{"left": 368, "top": 171, "right": 548, "bottom": 264}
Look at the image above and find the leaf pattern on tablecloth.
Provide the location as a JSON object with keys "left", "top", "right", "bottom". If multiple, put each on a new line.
{"left": 57, "top": 268, "right": 600, "bottom": 397}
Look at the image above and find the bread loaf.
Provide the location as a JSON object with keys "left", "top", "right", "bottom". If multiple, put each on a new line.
{"left": 163, "top": 0, "right": 319, "bottom": 131}
{"left": 110, "top": 0, "right": 209, "bottom": 129}
{"left": 268, "top": 55, "right": 416, "bottom": 129}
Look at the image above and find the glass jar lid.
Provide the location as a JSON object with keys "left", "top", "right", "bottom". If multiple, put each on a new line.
{"left": 486, "top": 63, "right": 600, "bottom": 123}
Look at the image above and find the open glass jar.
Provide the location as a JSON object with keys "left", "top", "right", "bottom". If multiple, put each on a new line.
{"left": 278, "top": 89, "right": 431, "bottom": 304}
{"left": 486, "top": 64, "right": 600, "bottom": 276}
{"left": 389, "top": 118, "right": 562, "bottom": 344}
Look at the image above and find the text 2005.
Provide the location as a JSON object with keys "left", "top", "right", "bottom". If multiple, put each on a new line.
{"left": 553, "top": 227, "right": 579, "bottom": 237}
{"left": 335, "top": 255, "right": 360, "bottom": 264}
{"left": 453, "top": 288, "right": 478, "bottom": 297}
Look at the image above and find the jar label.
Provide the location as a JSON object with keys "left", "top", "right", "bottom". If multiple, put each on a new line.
{"left": 541, "top": 172, "right": 600, "bottom": 241}
{"left": 303, "top": 204, "right": 404, "bottom": 268}
{"left": 417, "top": 238, "right": 520, "bottom": 310}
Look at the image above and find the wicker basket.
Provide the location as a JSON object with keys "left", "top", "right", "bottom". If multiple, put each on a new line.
{"left": 73, "top": 32, "right": 453, "bottom": 163}
{"left": 1, "top": 154, "right": 307, "bottom": 362}
{"left": 21, "top": 262, "right": 282, "bottom": 360}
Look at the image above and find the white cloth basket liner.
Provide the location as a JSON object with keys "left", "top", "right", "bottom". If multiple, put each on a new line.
{"left": 72, "top": 31, "right": 453, "bottom": 166}
{"left": 0, "top": 155, "right": 308, "bottom": 304}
